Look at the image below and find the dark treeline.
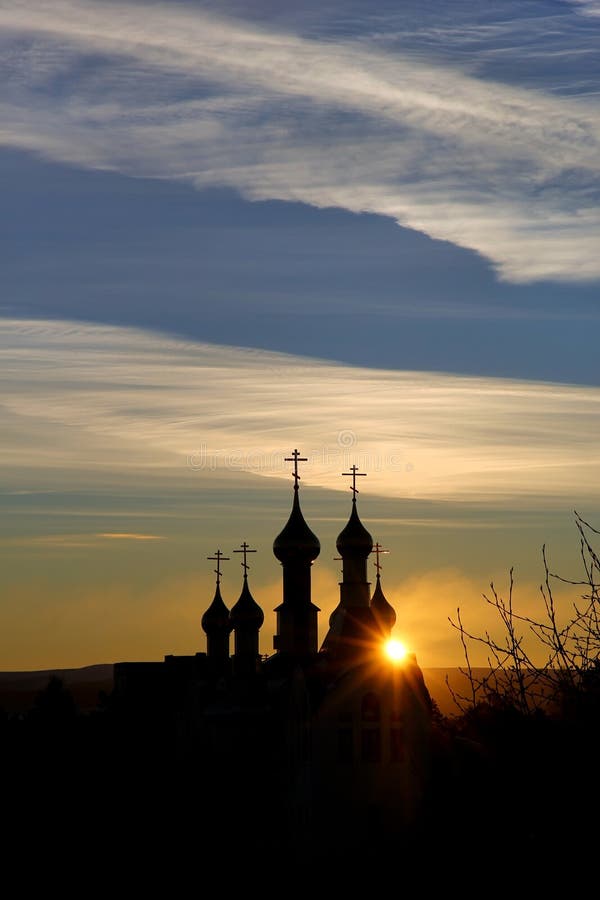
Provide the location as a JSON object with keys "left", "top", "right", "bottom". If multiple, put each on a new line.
{"left": 3, "top": 669, "right": 599, "bottom": 887}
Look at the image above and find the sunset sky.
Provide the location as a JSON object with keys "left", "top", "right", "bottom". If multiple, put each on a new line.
{"left": 1, "top": 0, "right": 599, "bottom": 671}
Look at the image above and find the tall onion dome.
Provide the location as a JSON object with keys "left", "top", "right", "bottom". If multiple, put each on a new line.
{"left": 273, "top": 451, "right": 321, "bottom": 659}
{"left": 202, "top": 552, "right": 232, "bottom": 670}
{"left": 230, "top": 568, "right": 264, "bottom": 676}
{"left": 230, "top": 575, "right": 264, "bottom": 631}
{"left": 321, "top": 471, "right": 376, "bottom": 661}
{"left": 336, "top": 498, "right": 374, "bottom": 561}
{"left": 202, "top": 581, "right": 231, "bottom": 652}
{"left": 202, "top": 581, "right": 230, "bottom": 634}
{"left": 335, "top": 496, "right": 374, "bottom": 605}
{"left": 273, "top": 487, "right": 320, "bottom": 565}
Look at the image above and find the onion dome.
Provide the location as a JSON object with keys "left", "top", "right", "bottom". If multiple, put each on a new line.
{"left": 201, "top": 583, "right": 231, "bottom": 634}
{"left": 371, "top": 574, "right": 396, "bottom": 636}
{"left": 336, "top": 500, "right": 373, "bottom": 559}
{"left": 273, "top": 488, "right": 320, "bottom": 563}
{"left": 230, "top": 576, "right": 264, "bottom": 630}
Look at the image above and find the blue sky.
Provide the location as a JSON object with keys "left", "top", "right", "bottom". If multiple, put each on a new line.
{"left": 1, "top": 0, "right": 599, "bottom": 670}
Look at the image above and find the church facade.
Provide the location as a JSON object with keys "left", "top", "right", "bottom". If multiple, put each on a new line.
{"left": 113, "top": 452, "right": 433, "bottom": 844}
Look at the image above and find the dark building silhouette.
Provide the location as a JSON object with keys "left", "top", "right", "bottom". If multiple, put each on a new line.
{"left": 114, "top": 451, "right": 433, "bottom": 853}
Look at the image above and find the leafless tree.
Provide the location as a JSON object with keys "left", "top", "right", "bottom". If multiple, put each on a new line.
{"left": 446, "top": 511, "right": 600, "bottom": 716}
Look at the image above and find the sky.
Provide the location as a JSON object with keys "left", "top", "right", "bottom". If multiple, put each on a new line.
{"left": 1, "top": 0, "right": 599, "bottom": 672}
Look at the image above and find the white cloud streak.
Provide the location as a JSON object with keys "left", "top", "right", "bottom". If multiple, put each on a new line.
{"left": 2, "top": 532, "right": 165, "bottom": 548}
{"left": 1, "top": 0, "right": 599, "bottom": 282}
{"left": 568, "top": 1, "right": 600, "bottom": 17}
{"left": 2, "top": 317, "right": 599, "bottom": 504}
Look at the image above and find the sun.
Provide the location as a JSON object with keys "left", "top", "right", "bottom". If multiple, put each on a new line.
{"left": 384, "top": 639, "right": 408, "bottom": 662}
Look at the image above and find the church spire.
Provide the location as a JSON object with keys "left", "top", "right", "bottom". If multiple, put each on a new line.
{"left": 273, "top": 450, "right": 320, "bottom": 564}
{"left": 230, "top": 543, "right": 264, "bottom": 676}
{"left": 201, "top": 550, "right": 231, "bottom": 670}
{"left": 336, "top": 465, "right": 373, "bottom": 601}
{"left": 321, "top": 467, "right": 378, "bottom": 662}
{"left": 272, "top": 450, "right": 320, "bottom": 658}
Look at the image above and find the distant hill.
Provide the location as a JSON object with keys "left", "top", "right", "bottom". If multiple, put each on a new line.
{"left": 0, "top": 664, "right": 114, "bottom": 713}
{"left": 0, "top": 663, "right": 471, "bottom": 716}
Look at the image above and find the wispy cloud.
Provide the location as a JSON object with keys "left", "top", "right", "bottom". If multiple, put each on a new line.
{"left": 2, "top": 532, "right": 165, "bottom": 548}
{"left": 2, "top": 317, "right": 599, "bottom": 505}
{"left": 568, "top": 1, "right": 600, "bottom": 17}
{"left": 1, "top": 1, "right": 599, "bottom": 282}
{"left": 96, "top": 532, "right": 164, "bottom": 541}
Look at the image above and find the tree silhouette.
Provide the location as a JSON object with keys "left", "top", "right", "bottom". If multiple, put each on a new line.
{"left": 447, "top": 511, "right": 600, "bottom": 717}
{"left": 430, "top": 519, "right": 600, "bottom": 871}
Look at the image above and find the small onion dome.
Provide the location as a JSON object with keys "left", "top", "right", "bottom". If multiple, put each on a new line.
{"left": 201, "top": 583, "right": 231, "bottom": 634}
{"left": 371, "top": 574, "right": 397, "bottom": 634}
{"left": 230, "top": 576, "right": 265, "bottom": 630}
{"left": 336, "top": 500, "right": 373, "bottom": 558}
{"left": 273, "top": 489, "right": 320, "bottom": 563}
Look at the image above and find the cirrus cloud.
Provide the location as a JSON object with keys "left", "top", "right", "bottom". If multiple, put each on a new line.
{"left": 1, "top": 0, "right": 599, "bottom": 282}
{"left": 2, "top": 317, "right": 599, "bottom": 505}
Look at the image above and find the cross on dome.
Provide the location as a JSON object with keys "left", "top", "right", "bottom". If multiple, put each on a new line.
{"left": 285, "top": 449, "right": 308, "bottom": 489}
{"left": 372, "top": 542, "right": 390, "bottom": 576}
{"left": 342, "top": 464, "right": 367, "bottom": 498}
{"left": 207, "top": 549, "right": 230, "bottom": 585}
{"left": 234, "top": 541, "right": 257, "bottom": 574}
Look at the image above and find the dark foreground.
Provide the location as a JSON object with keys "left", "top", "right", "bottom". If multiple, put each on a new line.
{"left": 3, "top": 675, "right": 599, "bottom": 889}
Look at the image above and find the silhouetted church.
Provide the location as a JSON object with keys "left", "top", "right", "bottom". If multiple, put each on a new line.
{"left": 114, "top": 452, "right": 433, "bottom": 849}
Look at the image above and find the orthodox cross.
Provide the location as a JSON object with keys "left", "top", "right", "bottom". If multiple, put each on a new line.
{"left": 285, "top": 449, "right": 308, "bottom": 489}
{"left": 234, "top": 541, "right": 257, "bottom": 574}
{"left": 342, "top": 464, "right": 367, "bottom": 497}
{"left": 207, "top": 549, "right": 229, "bottom": 585}
{"left": 372, "top": 542, "right": 389, "bottom": 576}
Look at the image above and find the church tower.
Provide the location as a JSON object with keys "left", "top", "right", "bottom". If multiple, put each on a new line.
{"left": 321, "top": 466, "right": 382, "bottom": 662}
{"left": 229, "top": 542, "right": 264, "bottom": 676}
{"left": 201, "top": 549, "right": 231, "bottom": 673}
{"left": 273, "top": 449, "right": 321, "bottom": 659}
